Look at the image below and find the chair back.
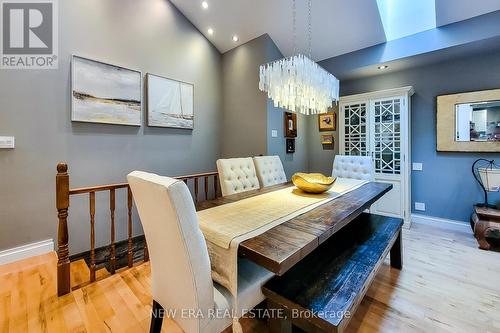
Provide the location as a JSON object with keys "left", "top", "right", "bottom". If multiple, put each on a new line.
{"left": 253, "top": 155, "right": 287, "bottom": 187}
{"left": 216, "top": 158, "right": 260, "bottom": 196}
{"left": 127, "top": 171, "right": 214, "bottom": 333}
{"left": 332, "top": 155, "right": 374, "bottom": 181}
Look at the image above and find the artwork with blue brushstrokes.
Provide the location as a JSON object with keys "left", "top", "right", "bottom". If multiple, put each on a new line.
{"left": 71, "top": 56, "right": 142, "bottom": 126}
{"left": 146, "top": 73, "right": 194, "bottom": 129}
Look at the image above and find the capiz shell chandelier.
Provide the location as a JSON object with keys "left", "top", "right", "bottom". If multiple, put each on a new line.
{"left": 258, "top": 0, "right": 339, "bottom": 115}
{"left": 259, "top": 54, "right": 339, "bottom": 115}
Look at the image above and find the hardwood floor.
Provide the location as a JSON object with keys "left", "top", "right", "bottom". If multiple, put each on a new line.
{"left": 1, "top": 223, "right": 499, "bottom": 333}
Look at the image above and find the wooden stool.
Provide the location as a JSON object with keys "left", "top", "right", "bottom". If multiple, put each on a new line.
{"left": 472, "top": 206, "right": 500, "bottom": 250}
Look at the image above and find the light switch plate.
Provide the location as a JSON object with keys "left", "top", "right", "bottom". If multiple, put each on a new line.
{"left": 412, "top": 162, "right": 423, "bottom": 171}
{"left": 271, "top": 130, "right": 278, "bottom": 138}
{"left": 415, "top": 202, "right": 426, "bottom": 211}
{"left": 0, "top": 136, "right": 14, "bottom": 149}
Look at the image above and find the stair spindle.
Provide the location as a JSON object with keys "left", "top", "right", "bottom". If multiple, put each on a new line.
{"left": 144, "top": 241, "right": 149, "bottom": 262}
{"left": 194, "top": 177, "right": 199, "bottom": 203}
{"left": 89, "top": 192, "right": 96, "bottom": 282}
{"left": 109, "top": 189, "right": 116, "bottom": 274}
{"left": 127, "top": 187, "right": 133, "bottom": 268}
{"left": 204, "top": 176, "right": 209, "bottom": 200}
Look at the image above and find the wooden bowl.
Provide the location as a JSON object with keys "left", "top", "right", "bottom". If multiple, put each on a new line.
{"left": 291, "top": 173, "right": 336, "bottom": 194}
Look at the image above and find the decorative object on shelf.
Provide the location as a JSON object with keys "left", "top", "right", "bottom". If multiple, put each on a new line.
{"left": 146, "top": 73, "right": 194, "bottom": 129}
{"left": 71, "top": 55, "right": 142, "bottom": 126}
{"left": 258, "top": 0, "right": 339, "bottom": 116}
{"left": 321, "top": 134, "right": 333, "bottom": 144}
{"left": 286, "top": 138, "right": 295, "bottom": 154}
{"left": 284, "top": 112, "right": 297, "bottom": 137}
{"left": 471, "top": 205, "right": 500, "bottom": 250}
{"left": 472, "top": 159, "right": 500, "bottom": 208}
{"left": 437, "top": 88, "right": 500, "bottom": 152}
{"left": 291, "top": 173, "right": 336, "bottom": 194}
{"left": 318, "top": 111, "right": 336, "bottom": 131}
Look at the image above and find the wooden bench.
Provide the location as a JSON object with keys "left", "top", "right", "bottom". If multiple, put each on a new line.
{"left": 263, "top": 213, "right": 403, "bottom": 333}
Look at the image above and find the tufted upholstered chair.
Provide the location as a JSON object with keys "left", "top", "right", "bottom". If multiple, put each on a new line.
{"left": 253, "top": 155, "right": 287, "bottom": 187}
{"left": 331, "top": 155, "right": 375, "bottom": 181}
{"left": 128, "top": 171, "right": 272, "bottom": 333}
{"left": 216, "top": 157, "right": 261, "bottom": 197}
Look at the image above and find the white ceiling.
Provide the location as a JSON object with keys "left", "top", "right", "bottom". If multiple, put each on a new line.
{"left": 170, "top": 0, "right": 500, "bottom": 61}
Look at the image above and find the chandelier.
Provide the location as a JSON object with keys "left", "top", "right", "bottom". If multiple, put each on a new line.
{"left": 258, "top": 0, "right": 339, "bottom": 115}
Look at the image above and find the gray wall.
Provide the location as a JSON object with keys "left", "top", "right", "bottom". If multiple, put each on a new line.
{"left": 221, "top": 34, "right": 308, "bottom": 177}
{"left": 313, "top": 49, "right": 500, "bottom": 222}
{"left": 221, "top": 35, "right": 268, "bottom": 157}
{"left": 0, "top": 0, "right": 222, "bottom": 253}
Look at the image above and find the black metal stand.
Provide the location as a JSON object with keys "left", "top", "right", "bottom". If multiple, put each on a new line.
{"left": 472, "top": 158, "right": 498, "bottom": 208}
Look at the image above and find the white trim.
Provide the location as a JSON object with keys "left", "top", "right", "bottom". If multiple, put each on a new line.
{"left": 340, "top": 86, "right": 415, "bottom": 104}
{"left": 0, "top": 239, "right": 54, "bottom": 265}
{"left": 411, "top": 214, "right": 470, "bottom": 232}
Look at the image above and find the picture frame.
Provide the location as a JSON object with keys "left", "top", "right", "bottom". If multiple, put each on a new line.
{"left": 318, "top": 111, "right": 336, "bottom": 132}
{"left": 71, "top": 55, "right": 142, "bottom": 126}
{"left": 321, "top": 134, "right": 334, "bottom": 145}
{"left": 284, "top": 112, "right": 297, "bottom": 137}
{"left": 286, "top": 138, "right": 295, "bottom": 154}
{"left": 146, "top": 73, "right": 194, "bottom": 129}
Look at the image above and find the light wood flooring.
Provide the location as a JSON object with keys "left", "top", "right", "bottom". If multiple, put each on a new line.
{"left": 1, "top": 222, "right": 499, "bottom": 333}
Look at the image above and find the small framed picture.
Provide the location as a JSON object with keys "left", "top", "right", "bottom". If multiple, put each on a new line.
{"left": 286, "top": 138, "right": 295, "bottom": 154}
{"left": 321, "top": 134, "right": 334, "bottom": 145}
{"left": 318, "top": 112, "right": 336, "bottom": 132}
{"left": 284, "top": 112, "right": 297, "bottom": 137}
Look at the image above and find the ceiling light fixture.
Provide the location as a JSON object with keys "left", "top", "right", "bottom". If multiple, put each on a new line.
{"left": 207, "top": 28, "right": 214, "bottom": 35}
{"left": 259, "top": 0, "right": 339, "bottom": 115}
{"left": 201, "top": 1, "right": 208, "bottom": 9}
{"left": 232, "top": 35, "right": 239, "bottom": 42}
{"left": 378, "top": 65, "right": 388, "bottom": 70}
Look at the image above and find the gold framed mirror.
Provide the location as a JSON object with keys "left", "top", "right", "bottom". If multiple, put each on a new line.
{"left": 437, "top": 88, "right": 500, "bottom": 152}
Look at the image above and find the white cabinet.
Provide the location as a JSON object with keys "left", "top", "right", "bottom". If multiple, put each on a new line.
{"left": 339, "top": 87, "right": 414, "bottom": 227}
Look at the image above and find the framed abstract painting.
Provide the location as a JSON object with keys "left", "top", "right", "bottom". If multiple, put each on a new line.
{"left": 71, "top": 55, "right": 142, "bottom": 126}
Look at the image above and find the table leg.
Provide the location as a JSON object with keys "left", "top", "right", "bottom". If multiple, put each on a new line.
{"left": 267, "top": 300, "right": 292, "bottom": 333}
{"left": 390, "top": 230, "right": 402, "bottom": 269}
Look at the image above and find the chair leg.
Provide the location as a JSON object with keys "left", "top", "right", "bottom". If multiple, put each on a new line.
{"left": 150, "top": 300, "right": 164, "bottom": 333}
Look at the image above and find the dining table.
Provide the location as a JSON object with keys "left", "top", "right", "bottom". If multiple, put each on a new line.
{"left": 196, "top": 181, "right": 392, "bottom": 276}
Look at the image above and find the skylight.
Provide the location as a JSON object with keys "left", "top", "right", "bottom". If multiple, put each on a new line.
{"left": 377, "top": 0, "right": 437, "bottom": 41}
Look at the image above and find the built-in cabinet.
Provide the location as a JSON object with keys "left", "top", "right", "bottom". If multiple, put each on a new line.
{"left": 339, "top": 87, "right": 414, "bottom": 227}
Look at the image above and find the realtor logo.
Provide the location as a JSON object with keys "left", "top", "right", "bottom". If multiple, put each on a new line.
{"left": 1, "top": 0, "right": 58, "bottom": 69}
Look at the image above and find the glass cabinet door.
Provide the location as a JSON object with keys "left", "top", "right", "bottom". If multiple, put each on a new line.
{"left": 343, "top": 102, "right": 368, "bottom": 156}
{"left": 372, "top": 98, "right": 402, "bottom": 175}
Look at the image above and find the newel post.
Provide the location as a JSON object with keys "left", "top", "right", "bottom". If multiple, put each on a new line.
{"left": 56, "top": 163, "right": 70, "bottom": 296}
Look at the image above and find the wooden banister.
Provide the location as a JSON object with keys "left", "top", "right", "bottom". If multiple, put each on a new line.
{"left": 55, "top": 163, "right": 220, "bottom": 296}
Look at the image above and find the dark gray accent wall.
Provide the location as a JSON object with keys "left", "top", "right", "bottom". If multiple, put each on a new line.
{"left": 312, "top": 49, "right": 500, "bottom": 222}
{"left": 0, "top": 0, "right": 222, "bottom": 253}
{"left": 265, "top": 38, "right": 309, "bottom": 178}
{"left": 221, "top": 34, "right": 308, "bottom": 177}
{"left": 221, "top": 35, "right": 269, "bottom": 157}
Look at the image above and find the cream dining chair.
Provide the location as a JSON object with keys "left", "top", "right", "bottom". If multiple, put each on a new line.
{"left": 127, "top": 171, "right": 272, "bottom": 333}
{"left": 331, "top": 155, "right": 375, "bottom": 181}
{"left": 216, "top": 157, "right": 260, "bottom": 197}
{"left": 253, "top": 155, "right": 287, "bottom": 187}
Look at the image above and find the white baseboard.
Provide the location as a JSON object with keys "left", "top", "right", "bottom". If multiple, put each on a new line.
{"left": 411, "top": 214, "right": 470, "bottom": 232}
{"left": 0, "top": 239, "right": 54, "bottom": 265}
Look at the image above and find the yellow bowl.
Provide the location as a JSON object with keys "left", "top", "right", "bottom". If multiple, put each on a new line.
{"left": 291, "top": 173, "right": 336, "bottom": 194}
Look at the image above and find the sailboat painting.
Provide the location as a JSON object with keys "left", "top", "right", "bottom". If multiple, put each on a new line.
{"left": 71, "top": 56, "right": 142, "bottom": 126}
{"left": 146, "top": 73, "right": 194, "bottom": 129}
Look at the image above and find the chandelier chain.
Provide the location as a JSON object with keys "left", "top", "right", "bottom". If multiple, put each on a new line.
{"left": 292, "top": 0, "right": 296, "bottom": 55}
{"left": 308, "top": 0, "right": 312, "bottom": 58}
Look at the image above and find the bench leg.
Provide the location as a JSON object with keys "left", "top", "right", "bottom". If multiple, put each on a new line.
{"left": 267, "top": 300, "right": 292, "bottom": 333}
{"left": 390, "top": 230, "right": 402, "bottom": 269}
{"left": 150, "top": 300, "right": 164, "bottom": 333}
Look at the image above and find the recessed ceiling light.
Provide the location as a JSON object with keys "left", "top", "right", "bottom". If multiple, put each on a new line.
{"left": 201, "top": 1, "right": 208, "bottom": 9}
{"left": 378, "top": 65, "right": 388, "bottom": 70}
{"left": 207, "top": 28, "right": 214, "bottom": 35}
{"left": 232, "top": 35, "right": 239, "bottom": 42}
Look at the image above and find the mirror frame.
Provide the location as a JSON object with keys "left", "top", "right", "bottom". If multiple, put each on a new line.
{"left": 437, "top": 88, "right": 500, "bottom": 152}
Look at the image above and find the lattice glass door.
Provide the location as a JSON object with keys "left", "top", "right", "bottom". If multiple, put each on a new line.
{"left": 372, "top": 98, "right": 402, "bottom": 175}
{"left": 342, "top": 102, "right": 368, "bottom": 156}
